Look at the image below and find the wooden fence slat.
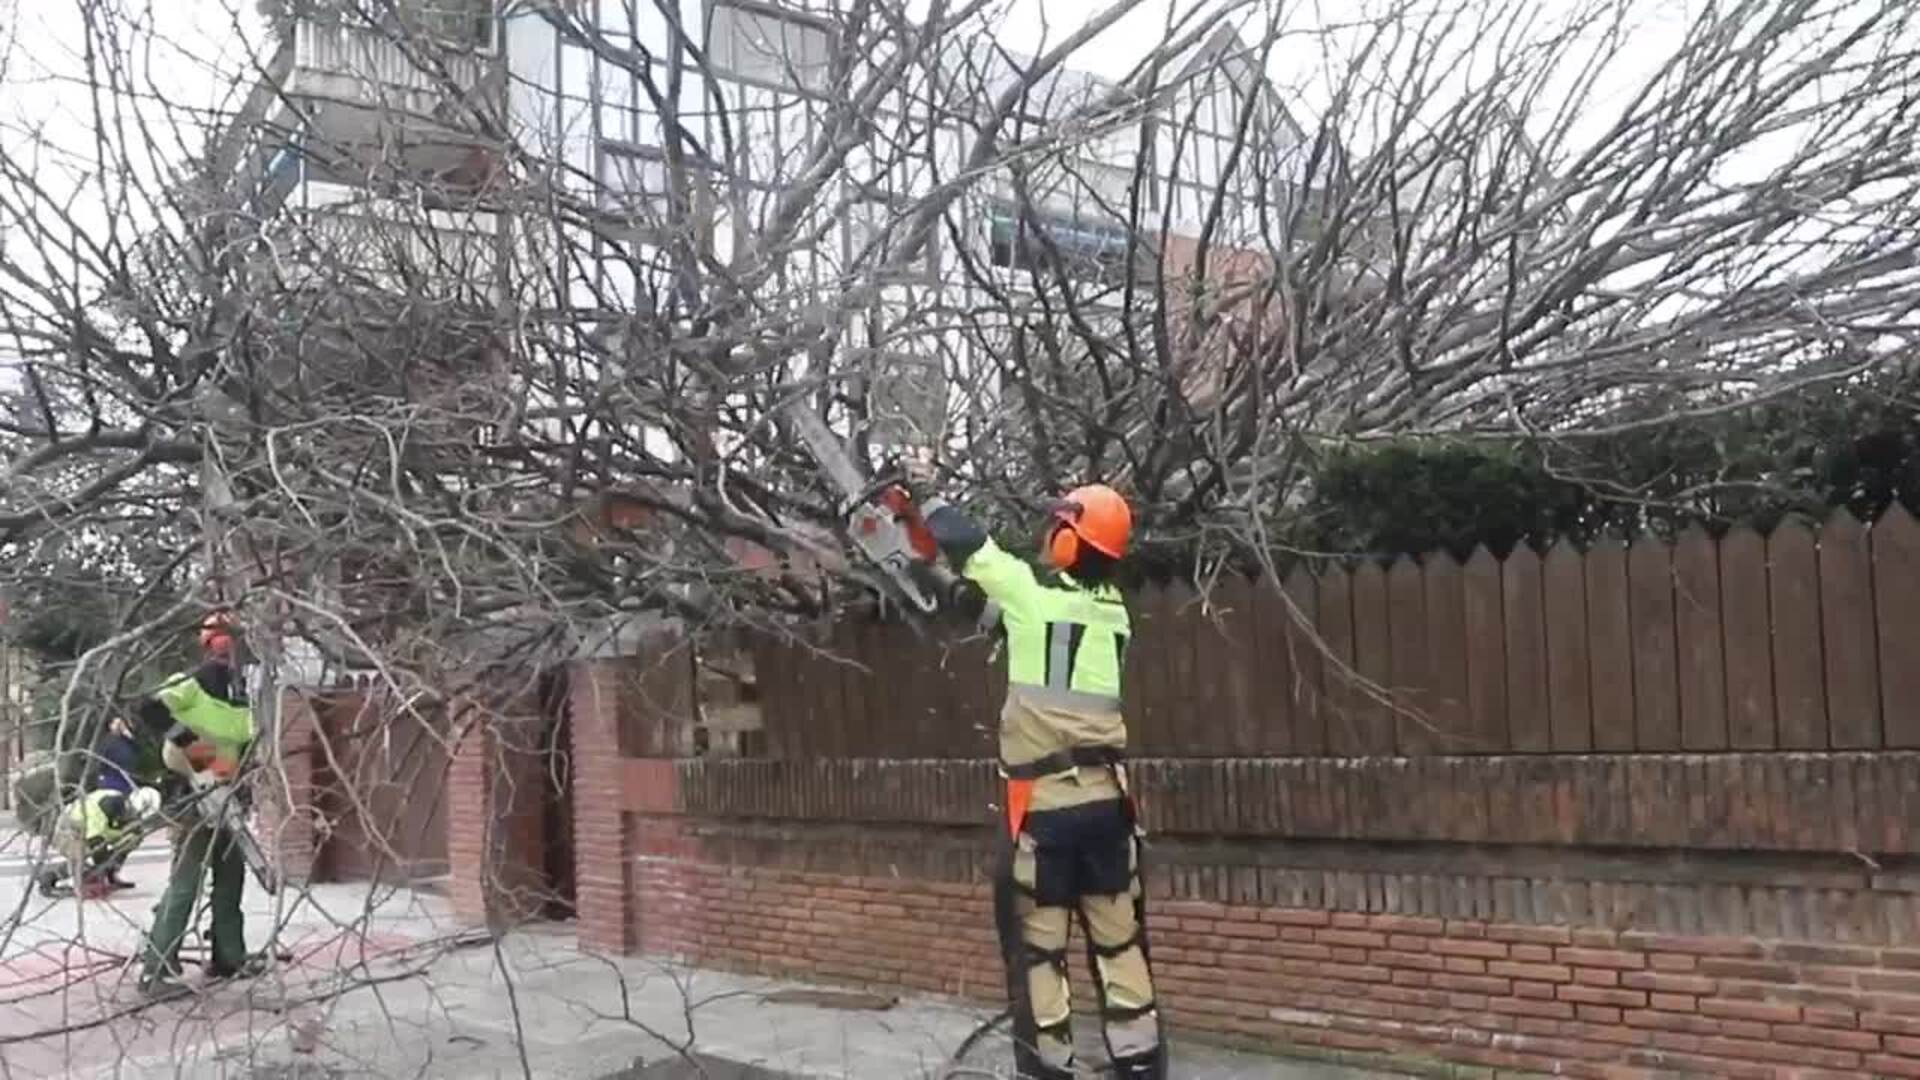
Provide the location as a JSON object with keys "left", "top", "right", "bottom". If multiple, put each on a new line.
{"left": 933, "top": 634, "right": 972, "bottom": 758}
{"left": 1673, "top": 526, "right": 1728, "bottom": 751}
{"left": 1626, "top": 537, "right": 1681, "bottom": 751}
{"left": 1769, "top": 521, "right": 1828, "bottom": 749}
{"left": 1283, "top": 566, "right": 1325, "bottom": 755}
{"left": 1192, "top": 586, "right": 1236, "bottom": 756}
{"left": 1252, "top": 574, "right": 1296, "bottom": 754}
{"left": 962, "top": 635, "right": 1004, "bottom": 758}
{"left": 1462, "top": 546, "right": 1509, "bottom": 753}
{"left": 1584, "top": 540, "right": 1635, "bottom": 752}
{"left": 1147, "top": 585, "right": 1186, "bottom": 756}
{"left": 894, "top": 630, "right": 926, "bottom": 757}
{"left": 752, "top": 634, "right": 788, "bottom": 760}
{"left": 1389, "top": 556, "right": 1433, "bottom": 755}
{"left": 1318, "top": 564, "right": 1360, "bottom": 755}
{"left": 923, "top": 633, "right": 956, "bottom": 758}
{"left": 1543, "top": 539, "right": 1593, "bottom": 752}
{"left": 1503, "top": 545, "right": 1551, "bottom": 752}
{"left": 1876, "top": 505, "right": 1920, "bottom": 748}
{"left": 1720, "top": 525, "right": 1776, "bottom": 750}
{"left": 836, "top": 620, "right": 871, "bottom": 756}
{"left": 1126, "top": 586, "right": 1170, "bottom": 756}
{"left": 779, "top": 643, "right": 810, "bottom": 758}
{"left": 817, "top": 638, "right": 848, "bottom": 758}
{"left": 1351, "top": 561, "right": 1396, "bottom": 754}
{"left": 856, "top": 621, "right": 890, "bottom": 755}
{"left": 1163, "top": 585, "right": 1212, "bottom": 754}
{"left": 1819, "top": 510, "right": 1882, "bottom": 749}
{"left": 902, "top": 629, "right": 936, "bottom": 759}
{"left": 1220, "top": 574, "right": 1263, "bottom": 756}
{"left": 802, "top": 641, "right": 834, "bottom": 758}
{"left": 1423, "top": 553, "right": 1471, "bottom": 753}
{"left": 1170, "top": 589, "right": 1209, "bottom": 756}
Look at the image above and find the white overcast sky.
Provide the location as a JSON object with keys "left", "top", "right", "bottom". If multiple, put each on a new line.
{"left": 0, "top": 0, "right": 1728, "bottom": 202}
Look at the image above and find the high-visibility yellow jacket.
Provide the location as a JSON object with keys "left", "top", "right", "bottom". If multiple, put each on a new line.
{"left": 66, "top": 789, "right": 129, "bottom": 845}
{"left": 139, "top": 662, "right": 255, "bottom": 778}
{"left": 928, "top": 511, "right": 1132, "bottom": 814}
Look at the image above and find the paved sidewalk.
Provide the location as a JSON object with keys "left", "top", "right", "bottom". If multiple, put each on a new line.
{"left": 1, "top": 872, "right": 1402, "bottom": 1079}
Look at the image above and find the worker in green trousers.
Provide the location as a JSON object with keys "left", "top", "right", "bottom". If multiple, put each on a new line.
{"left": 135, "top": 612, "right": 263, "bottom": 997}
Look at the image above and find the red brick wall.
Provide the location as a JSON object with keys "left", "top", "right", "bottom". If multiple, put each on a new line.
{"left": 260, "top": 688, "right": 321, "bottom": 883}
{"left": 572, "top": 660, "right": 636, "bottom": 952}
{"left": 632, "top": 860, "right": 1002, "bottom": 999}
{"left": 447, "top": 689, "right": 552, "bottom": 927}
{"left": 605, "top": 823, "right": 1920, "bottom": 1078}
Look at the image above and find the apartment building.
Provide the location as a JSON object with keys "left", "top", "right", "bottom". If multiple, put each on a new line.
{"left": 230, "top": 0, "right": 1303, "bottom": 455}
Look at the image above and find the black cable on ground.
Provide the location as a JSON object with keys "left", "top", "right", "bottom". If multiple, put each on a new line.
{"left": 948, "top": 1005, "right": 1012, "bottom": 1066}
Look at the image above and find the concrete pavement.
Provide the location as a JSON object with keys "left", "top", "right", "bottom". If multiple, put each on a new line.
{"left": 0, "top": 858, "right": 1404, "bottom": 1079}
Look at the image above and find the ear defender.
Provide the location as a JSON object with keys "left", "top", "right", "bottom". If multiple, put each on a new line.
{"left": 1047, "top": 522, "right": 1080, "bottom": 570}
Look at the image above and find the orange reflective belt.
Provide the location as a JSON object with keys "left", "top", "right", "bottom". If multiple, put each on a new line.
{"left": 1005, "top": 778, "right": 1035, "bottom": 839}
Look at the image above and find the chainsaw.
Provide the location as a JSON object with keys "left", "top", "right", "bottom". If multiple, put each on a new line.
{"left": 784, "top": 404, "right": 955, "bottom": 615}
{"left": 189, "top": 777, "right": 281, "bottom": 896}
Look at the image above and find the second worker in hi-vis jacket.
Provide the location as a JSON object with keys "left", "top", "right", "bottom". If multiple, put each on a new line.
{"left": 914, "top": 474, "right": 1166, "bottom": 1080}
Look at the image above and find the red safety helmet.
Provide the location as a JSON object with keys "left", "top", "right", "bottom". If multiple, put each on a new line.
{"left": 199, "top": 612, "right": 237, "bottom": 657}
{"left": 1044, "top": 484, "right": 1132, "bottom": 570}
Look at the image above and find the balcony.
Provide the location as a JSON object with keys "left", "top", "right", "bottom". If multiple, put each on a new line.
{"left": 275, "top": 5, "right": 497, "bottom": 162}
{"left": 255, "top": 181, "right": 502, "bottom": 304}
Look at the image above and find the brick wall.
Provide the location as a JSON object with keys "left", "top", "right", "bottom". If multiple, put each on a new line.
{"left": 601, "top": 817, "right": 1920, "bottom": 1078}
{"left": 448, "top": 689, "right": 553, "bottom": 928}
{"left": 616, "top": 848, "right": 1920, "bottom": 1078}
{"left": 261, "top": 688, "right": 321, "bottom": 883}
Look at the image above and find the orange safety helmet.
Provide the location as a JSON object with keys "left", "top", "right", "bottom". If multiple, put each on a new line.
{"left": 199, "top": 611, "right": 237, "bottom": 656}
{"left": 1044, "top": 484, "right": 1132, "bottom": 569}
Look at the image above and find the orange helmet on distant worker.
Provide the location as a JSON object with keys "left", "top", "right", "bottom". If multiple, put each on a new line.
{"left": 199, "top": 611, "right": 237, "bottom": 657}
{"left": 1044, "top": 484, "right": 1132, "bottom": 569}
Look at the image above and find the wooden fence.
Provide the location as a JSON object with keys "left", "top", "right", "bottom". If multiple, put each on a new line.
{"left": 749, "top": 505, "right": 1920, "bottom": 759}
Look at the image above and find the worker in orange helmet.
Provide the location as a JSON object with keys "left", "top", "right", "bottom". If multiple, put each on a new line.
{"left": 911, "top": 468, "right": 1166, "bottom": 1080}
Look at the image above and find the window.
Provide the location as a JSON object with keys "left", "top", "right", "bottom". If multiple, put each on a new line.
{"left": 347, "top": 0, "right": 493, "bottom": 50}
{"left": 988, "top": 205, "right": 1135, "bottom": 286}
{"left": 255, "top": 132, "right": 306, "bottom": 213}
{"left": 707, "top": 0, "right": 834, "bottom": 93}
{"left": 411, "top": 0, "right": 493, "bottom": 50}
{"left": 559, "top": 43, "right": 593, "bottom": 102}
{"left": 601, "top": 143, "right": 672, "bottom": 223}
{"left": 599, "top": 141, "right": 709, "bottom": 239}
{"left": 595, "top": 0, "right": 635, "bottom": 34}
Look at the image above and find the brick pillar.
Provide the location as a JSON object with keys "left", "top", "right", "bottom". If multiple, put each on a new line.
{"left": 447, "top": 687, "right": 550, "bottom": 928}
{"left": 262, "top": 687, "right": 321, "bottom": 884}
{"left": 570, "top": 658, "right": 635, "bottom": 953}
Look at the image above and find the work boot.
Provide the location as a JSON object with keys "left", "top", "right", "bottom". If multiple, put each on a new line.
{"left": 1108, "top": 1044, "right": 1169, "bottom": 1080}
{"left": 205, "top": 954, "right": 269, "bottom": 981}
{"left": 1011, "top": 1049, "right": 1076, "bottom": 1080}
{"left": 138, "top": 973, "right": 190, "bottom": 1001}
